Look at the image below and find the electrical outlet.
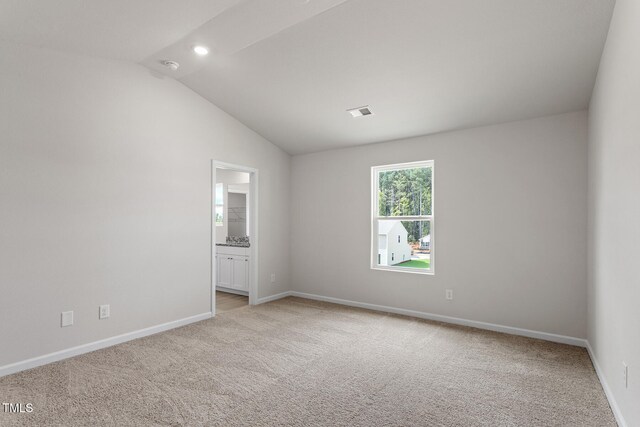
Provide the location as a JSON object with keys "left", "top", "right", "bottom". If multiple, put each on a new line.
{"left": 445, "top": 289, "right": 453, "bottom": 300}
{"left": 623, "top": 362, "right": 628, "bottom": 388}
{"left": 270, "top": 273, "right": 276, "bottom": 283}
{"left": 99, "top": 304, "right": 110, "bottom": 319}
{"left": 61, "top": 311, "right": 73, "bottom": 327}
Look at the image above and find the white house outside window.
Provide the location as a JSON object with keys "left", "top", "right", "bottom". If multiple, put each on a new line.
{"left": 371, "top": 160, "right": 434, "bottom": 274}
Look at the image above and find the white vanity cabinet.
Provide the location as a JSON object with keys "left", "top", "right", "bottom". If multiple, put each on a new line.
{"left": 216, "top": 246, "right": 250, "bottom": 292}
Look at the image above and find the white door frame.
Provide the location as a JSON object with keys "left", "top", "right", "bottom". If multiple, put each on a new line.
{"left": 211, "top": 160, "right": 259, "bottom": 316}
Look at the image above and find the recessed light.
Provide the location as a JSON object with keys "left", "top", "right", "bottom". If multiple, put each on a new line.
{"left": 193, "top": 46, "right": 209, "bottom": 56}
{"left": 347, "top": 106, "right": 374, "bottom": 118}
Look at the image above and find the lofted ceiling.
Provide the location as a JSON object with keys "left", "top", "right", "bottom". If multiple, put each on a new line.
{"left": 0, "top": 0, "right": 615, "bottom": 154}
{"left": 0, "top": 0, "right": 244, "bottom": 62}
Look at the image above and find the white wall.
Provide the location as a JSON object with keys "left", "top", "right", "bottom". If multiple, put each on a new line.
{"left": 0, "top": 41, "right": 290, "bottom": 367}
{"left": 291, "top": 111, "right": 588, "bottom": 338}
{"left": 216, "top": 169, "right": 251, "bottom": 185}
{"left": 588, "top": 0, "right": 640, "bottom": 424}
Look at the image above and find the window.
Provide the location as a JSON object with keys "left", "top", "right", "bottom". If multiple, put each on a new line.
{"left": 372, "top": 160, "right": 434, "bottom": 274}
{"left": 215, "top": 183, "right": 224, "bottom": 226}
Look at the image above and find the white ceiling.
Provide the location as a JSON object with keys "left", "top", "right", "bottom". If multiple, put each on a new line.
{"left": 0, "top": 0, "right": 615, "bottom": 154}
{"left": 0, "top": 0, "right": 242, "bottom": 61}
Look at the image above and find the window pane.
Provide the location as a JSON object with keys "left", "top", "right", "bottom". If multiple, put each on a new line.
{"left": 378, "top": 166, "right": 432, "bottom": 217}
{"left": 376, "top": 220, "right": 431, "bottom": 270}
{"left": 215, "top": 206, "right": 223, "bottom": 226}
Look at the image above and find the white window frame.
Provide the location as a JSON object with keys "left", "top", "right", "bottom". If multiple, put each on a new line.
{"left": 371, "top": 160, "right": 435, "bottom": 275}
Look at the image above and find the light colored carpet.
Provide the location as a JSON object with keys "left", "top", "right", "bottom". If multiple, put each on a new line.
{"left": 0, "top": 297, "right": 615, "bottom": 426}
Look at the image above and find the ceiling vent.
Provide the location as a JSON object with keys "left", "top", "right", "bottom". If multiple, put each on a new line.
{"left": 347, "top": 106, "right": 374, "bottom": 118}
{"left": 161, "top": 60, "right": 180, "bottom": 71}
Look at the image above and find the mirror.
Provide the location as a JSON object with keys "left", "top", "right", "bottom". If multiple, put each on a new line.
{"left": 227, "top": 192, "right": 247, "bottom": 237}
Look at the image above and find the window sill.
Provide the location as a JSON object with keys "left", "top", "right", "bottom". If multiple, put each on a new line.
{"left": 371, "top": 266, "right": 434, "bottom": 276}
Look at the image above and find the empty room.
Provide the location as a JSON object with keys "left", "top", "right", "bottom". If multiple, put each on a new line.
{"left": 0, "top": 0, "right": 638, "bottom": 426}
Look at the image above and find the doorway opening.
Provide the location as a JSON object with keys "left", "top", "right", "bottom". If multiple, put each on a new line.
{"left": 212, "top": 161, "right": 258, "bottom": 316}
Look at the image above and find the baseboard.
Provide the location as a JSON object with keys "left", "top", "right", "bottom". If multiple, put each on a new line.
{"left": 586, "top": 342, "right": 627, "bottom": 427}
{"left": 0, "top": 312, "right": 212, "bottom": 378}
{"left": 256, "top": 291, "right": 293, "bottom": 304}
{"left": 290, "top": 291, "right": 587, "bottom": 347}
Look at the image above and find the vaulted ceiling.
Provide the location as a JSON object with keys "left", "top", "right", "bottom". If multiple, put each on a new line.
{"left": 0, "top": 0, "right": 615, "bottom": 154}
